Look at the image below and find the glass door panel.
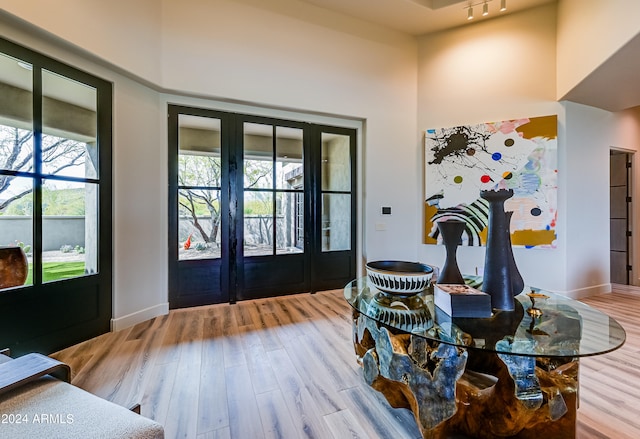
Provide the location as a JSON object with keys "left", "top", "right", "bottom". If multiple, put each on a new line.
{"left": 170, "top": 108, "right": 229, "bottom": 308}
{"left": 0, "top": 52, "right": 33, "bottom": 173}
{"left": 238, "top": 120, "right": 307, "bottom": 301}
{"left": 242, "top": 123, "right": 305, "bottom": 257}
{"left": 41, "top": 70, "right": 99, "bottom": 283}
{"left": 178, "top": 115, "right": 222, "bottom": 261}
{"left": 311, "top": 127, "right": 356, "bottom": 292}
{"left": 276, "top": 191, "right": 303, "bottom": 254}
{"left": 276, "top": 126, "right": 303, "bottom": 190}
{"left": 321, "top": 133, "right": 351, "bottom": 192}
{"left": 0, "top": 52, "right": 34, "bottom": 291}
{"left": 42, "top": 70, "right": 97, "bottom": 179}
{"left": 244, "top": 122, "right": 273, "bottom": 189}
{"left": 320, "top": 133, "right": 352, "bottom": 252}
{"left": 243, "top": 122, "right": 274, "bottom": 255}
{"left": 0, "top": 176, "right": 34, "bottom": 288}
{"left": 244, "top": 191, "right": 273, "bottom": 256}
{"left": 321, "top": 193, "right": 351, "bottom": 252}
{"left": 41, "top": 179, "right": 96, "bottom": 281}
{"left": 276, "top": 126, "right": 303, "bottom": 254}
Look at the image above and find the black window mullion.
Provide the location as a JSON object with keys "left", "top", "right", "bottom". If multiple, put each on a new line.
{"left": 32, "top": 64, "right": 43, "bottom": 286}
{"left": 272, "top": 125, "right": 277, "bottom": 256}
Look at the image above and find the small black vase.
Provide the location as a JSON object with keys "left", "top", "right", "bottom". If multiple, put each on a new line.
{"left": 481, "top": 189, "right": 516, "bottom": 311}
{"left": 436, "top": 219, "right": 465, "bottom": 284}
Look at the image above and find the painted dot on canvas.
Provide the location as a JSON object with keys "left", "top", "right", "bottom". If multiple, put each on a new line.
{"left": 504, "top": 138, "right": 515, "bottom": 147}
{"left": 491, "top": 152, "right": 502, "bottom": 161}
{"left": 502, "top": 172, "right": 513, "bottom": 180}
{"left": 480, "top": 175, "right": 491, "bottom": 183}
{"left": 453, "top": 175, "right": 463, "bottom": 184}
{"left": 466, "top": 148, "right": 476, "bottom": 156}
{"left": 531, "top": 207, "right": 542, "bottom": 216}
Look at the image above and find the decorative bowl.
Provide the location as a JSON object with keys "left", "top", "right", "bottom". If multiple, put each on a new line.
{"left": 365, "top": 260, "right": 434, "bottom": 296}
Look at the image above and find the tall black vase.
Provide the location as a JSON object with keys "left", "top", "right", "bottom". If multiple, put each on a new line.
{"left": 481, "top": 189, "right": 516, "bottom": 311}
{"left": 436, "top": 219, "right": 465, "bottom": 284}
{"left": 505, "top": 211, "right": 525, "bottom": 296}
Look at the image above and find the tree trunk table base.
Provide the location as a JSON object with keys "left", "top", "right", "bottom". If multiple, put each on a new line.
{"left": 353, "top": 310, "right": 577, "bottom": 438}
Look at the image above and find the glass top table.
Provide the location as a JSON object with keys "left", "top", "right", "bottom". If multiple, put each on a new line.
{"left": 344, "top": 276, "right": 626, "bottom": 358}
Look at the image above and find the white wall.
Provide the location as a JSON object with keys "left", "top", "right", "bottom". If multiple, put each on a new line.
{"left": 111, "top": 80, "right": 167, "bottom": 329}
{"left": 557, "top": 0, "right": 640, "bottom": 99}
{"left": 562, "top": 101, "right": 614, "bottom": 296}
{"left": 417, "top": 4, "right": 568, "bottom": 293}
{"left": 0, "top": 1, "right": 162, "bottom": 84}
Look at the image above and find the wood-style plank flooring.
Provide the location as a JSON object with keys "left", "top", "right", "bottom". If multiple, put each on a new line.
{"left": 52, "top": 285, "right": 640, "bottom": 438}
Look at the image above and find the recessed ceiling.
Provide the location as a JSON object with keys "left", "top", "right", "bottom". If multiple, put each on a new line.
{"left": 296, "top": 0, "right": 556, "bottom": 35}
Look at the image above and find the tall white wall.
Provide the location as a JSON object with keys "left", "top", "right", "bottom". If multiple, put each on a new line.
{"left": 562, "top": 102, "right": 614, "bottom": 295}
{"left": 0, "top": 0, "right": 162, "bottom": 84}
{"left": 417, "top": 4, "right": 568, "bottom": 293}
{"left": 557, "top": 0, "right": 640, "bottom": 99}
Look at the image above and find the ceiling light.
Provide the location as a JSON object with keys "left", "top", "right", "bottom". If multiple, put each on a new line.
{"left": 500, "top": 0, "right": 507, "bottom": 11}
{"left": 482, "top": 2, "right": 489, "bottom": 16}
{"left": 467, "top": 6, "right": 474, "bottom": 20}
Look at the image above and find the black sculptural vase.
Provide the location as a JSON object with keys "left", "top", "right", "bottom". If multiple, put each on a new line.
{"left": 436, "top": 219, "right": 465, "bottom": 285}
{"left": 505, "top": 211, "right": 525, "bottom": 296}
{"left": 480, "top": 189, "right": 521, "bottom": 311}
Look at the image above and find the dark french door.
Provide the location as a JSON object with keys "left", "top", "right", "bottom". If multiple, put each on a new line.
{"left": 0, "top": 38, "right": 112, "bottom": 356}
{"left": 168, "top": 106, "right": 356, "bottom": 307}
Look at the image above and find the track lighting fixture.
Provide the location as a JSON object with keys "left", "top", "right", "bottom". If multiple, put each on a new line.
{"left": 465, "top": 0, "right": 506, "bottom": 20}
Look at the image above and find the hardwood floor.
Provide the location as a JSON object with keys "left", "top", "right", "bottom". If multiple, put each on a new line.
{"left": 52, "top": 286, "right": 640, "bottom": 438}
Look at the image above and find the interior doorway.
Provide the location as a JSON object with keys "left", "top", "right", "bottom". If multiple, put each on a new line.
{"left": 610, "top": 150, "right": 632, "bottom": 285}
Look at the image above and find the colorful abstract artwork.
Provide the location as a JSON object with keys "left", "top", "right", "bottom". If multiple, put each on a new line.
{"left": 424, "top": 115, "right": 557, "bottom": 248}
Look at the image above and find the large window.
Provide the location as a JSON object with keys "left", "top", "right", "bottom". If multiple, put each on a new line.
{"left": 0, "top": 38, "right": 112, "bottom": 355}
{"left": 0, "top": 53, "right": 100, "bottom": 288}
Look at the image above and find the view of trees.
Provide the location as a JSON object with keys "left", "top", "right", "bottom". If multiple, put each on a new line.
{"left": 178, "top": 153, "right": 272, "bottom": 245}
{"left": 0, "top": 124, "right": 87, "bottom": 215}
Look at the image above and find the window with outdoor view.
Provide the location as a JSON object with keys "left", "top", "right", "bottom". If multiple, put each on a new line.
{"left": 177, "top": 114, "right": 223, "bottom": 260}
{"left": 0, "top": 51, "right": 100, "bottom": 289}
{"left": 243, "top": 123, "right": 304, "bottom": 256}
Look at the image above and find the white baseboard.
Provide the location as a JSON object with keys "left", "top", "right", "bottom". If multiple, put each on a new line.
{"left": 110, "top": 302, "right": 169, "bottom": 332}
{"left": 558, "top": 283, "right": 612, "bottom": 300}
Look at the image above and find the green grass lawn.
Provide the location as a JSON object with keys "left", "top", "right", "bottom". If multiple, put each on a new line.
{"left": 25, "top": 262, "right": 86, "bottom": 284}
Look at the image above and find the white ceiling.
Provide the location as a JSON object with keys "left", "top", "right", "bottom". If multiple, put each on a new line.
{"left": 296, "top": 0, "right": 556, "bottom": 35}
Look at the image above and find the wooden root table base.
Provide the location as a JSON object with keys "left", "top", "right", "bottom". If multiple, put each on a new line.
{"left": 353, "top": 310, "right": 578, "bottom": 439}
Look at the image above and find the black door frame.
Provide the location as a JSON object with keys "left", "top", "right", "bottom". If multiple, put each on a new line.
{"left": 309, "top": 124, "right": 358, "bottom": 292}
{"left": 0, "top": 38, "right": 113, "bottom": 356}
{"left": 168, "top": 106, "right": 357, "bottom": 307}
{"left": 168, "top": 105, "right": 232, "bottom": 307}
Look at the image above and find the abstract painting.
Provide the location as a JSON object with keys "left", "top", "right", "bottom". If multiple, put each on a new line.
{"left": 424, "top": 115, "right": 557, "bottom": 248}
